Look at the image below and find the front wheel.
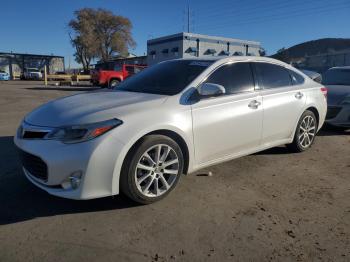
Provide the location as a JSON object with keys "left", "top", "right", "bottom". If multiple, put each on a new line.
{"left": 120, "top": 135, "right": 184, "bottom": 204}
{"left": 287, "top": 110, "right": 318, "bottom": 152}
{"left": 108, "top": 79, "right": 120, "bottom": 89}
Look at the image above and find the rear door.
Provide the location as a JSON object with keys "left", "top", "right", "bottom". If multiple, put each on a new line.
{"left": 253, "top": 62, "right": 306, "bottom": 144}
{"left": 191, "top": 62, "right": 263, "bottom": 165}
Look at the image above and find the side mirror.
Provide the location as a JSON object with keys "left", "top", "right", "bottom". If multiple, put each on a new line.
{"left": 198, "top": 83, "right": 225, "bottom": 97}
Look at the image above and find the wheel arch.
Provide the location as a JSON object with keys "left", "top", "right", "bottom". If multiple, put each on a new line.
{"left": 306, "top": 106, "right": 320, "bottom": 127}
{"left": 290, "top": 105, "right": 321, "bottom": 142}
{"left": 109, "top": 77, "right": 122, "bottom": 85}
{"left": 123, "top": 129, "right": 190, "bottom": 176}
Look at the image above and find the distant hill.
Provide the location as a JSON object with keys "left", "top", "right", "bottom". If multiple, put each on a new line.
{"left": 271, "top": 38, "right": 350, "bottom": 62}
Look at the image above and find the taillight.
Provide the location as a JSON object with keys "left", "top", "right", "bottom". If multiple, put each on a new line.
{"left": 321, "top": 87, "right": 327, "bottom": 98}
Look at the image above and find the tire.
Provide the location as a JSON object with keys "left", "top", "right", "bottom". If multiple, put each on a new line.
{"left": 120, "top": 135, "right": 184, "bottom": 204}
{"left": 108, "top": 79, "right": 120, "bottom": 89}
{"left": 287, "top": 110, "right": 318, "bottom": 153}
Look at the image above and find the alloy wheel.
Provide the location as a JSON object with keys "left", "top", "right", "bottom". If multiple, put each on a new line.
{"left": 298, "top": 115, "right": 316, "bottom": 148}
{"left": 135, "top": 144, "right": 179, "bottom": 197}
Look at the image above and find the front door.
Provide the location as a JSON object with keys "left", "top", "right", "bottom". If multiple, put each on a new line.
{"left": 191, "top": 62, "right": 263, "bottom": 165}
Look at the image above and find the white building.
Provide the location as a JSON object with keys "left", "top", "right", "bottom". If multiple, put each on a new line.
{"left": 147, "top": 32, "right": 261, "bottom": 66}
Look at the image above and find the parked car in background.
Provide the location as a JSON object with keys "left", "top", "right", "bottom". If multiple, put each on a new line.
{"left": 322, "top": 66, "right": 350, "bottom": 129}
{"left": 22, "top": 68, "right": 43, "bottom": 80}
{"left": 0, "top": 70, "right": 10, "bottom": 81}
{"left": 301, "top": 69, "right": 322, "bottom": 83}
{"left": 15, "top": 57, "right": 327, "bottom": 204}
{"left": 91, "top": 62, "right": 146, "bottom": 88}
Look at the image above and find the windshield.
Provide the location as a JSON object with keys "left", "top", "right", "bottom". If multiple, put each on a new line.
{"left": 323, "top": 69, "right": 350, "bottom": 86}
{"left": 116, "top": 60, "right": 213, "bottom": 95}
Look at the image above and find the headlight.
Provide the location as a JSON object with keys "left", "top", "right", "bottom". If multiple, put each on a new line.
{"left": 341, "top": 95, "right": 350, "bottom": 105}
{"left": 46, "top": 119, "right": 122, "bottom": 144}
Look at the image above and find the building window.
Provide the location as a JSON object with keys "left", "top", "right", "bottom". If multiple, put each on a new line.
{"left": 219, "top": 50, "right": 230, "bottom": 56}
{"left": 171, "top": 47, "right": 179, "bottom": 57}
{"left": 162, "top": 49, "right": 169, "bottom": 55}
{"left": 204, "top": 49, "right": 217, "bottom": 55}
{"left": 185, "top": 47, "right": 197, "bottom": 56}
{"left": 149, "top": 50, "right": 156, "bottom": 60}
{"left": 233, "top": 51, "right": 244, "bottom": 56}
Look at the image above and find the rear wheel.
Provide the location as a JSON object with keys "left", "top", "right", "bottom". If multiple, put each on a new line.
{"left": 120, "top": 135, "right": 184, "bottom": 204}
{"left": 109, "top": 79, "right": 120, "bottom": 89}
{"left": 287, "top": 110, "right": 318, "bottom": 152}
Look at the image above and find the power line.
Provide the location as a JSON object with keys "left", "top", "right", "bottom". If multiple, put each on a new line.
{"left": 195, "top": 1, "right": 350, "bottom": 31}
{"left": 195, "top": 0, "right": 323, "bottom": 23}
{"left": 194, "top": 0, "right": 324, "bottom": 17}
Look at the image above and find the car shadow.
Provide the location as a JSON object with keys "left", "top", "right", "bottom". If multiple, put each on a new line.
{"left": 317, "top": 126, "right": 350, "bottom": 136}
{"left": 254, "top": 146, "right": 291, "bottom": 156}
{"left": 0, "top": 136, "right": 139, "bottom": 226}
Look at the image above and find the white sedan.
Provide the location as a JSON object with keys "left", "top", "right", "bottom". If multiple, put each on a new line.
{"left": 15, "top": 56, "right": 327, "bottom": 204}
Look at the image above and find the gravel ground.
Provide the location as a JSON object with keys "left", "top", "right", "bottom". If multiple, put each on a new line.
{"left": 0, "top": 81, "right": 349, "bottom": 262}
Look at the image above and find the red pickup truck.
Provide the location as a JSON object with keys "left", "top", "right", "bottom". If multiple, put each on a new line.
{"left": 91, "top": 62, "right": 147, "bottom": 88}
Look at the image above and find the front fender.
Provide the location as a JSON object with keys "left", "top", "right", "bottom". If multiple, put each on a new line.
{"left": 110, "top": 124, "right": 194, "bottom": 195}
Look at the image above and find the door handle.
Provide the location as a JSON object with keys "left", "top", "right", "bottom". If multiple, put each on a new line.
{"left": 248, "top": 100, "right": 261, "bottom": 109}
{"left": 295, "top": 92, "right": 304, "bottom": 99}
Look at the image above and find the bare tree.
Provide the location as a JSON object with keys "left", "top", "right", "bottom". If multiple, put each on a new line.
{"left": 69, "top": 35, "right": 93, "bottom": 72}
{"left": 69, "top": 9, "right": 97, "bottom": 72}
{"left": 68, "top": 8, "right": 135, "bottom": 70}
{"left": 94, "top": 9, "right": 135, "bottom": 62}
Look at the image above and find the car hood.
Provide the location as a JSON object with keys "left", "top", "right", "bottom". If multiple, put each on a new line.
{"left": 25, "top": 90, "right": 167, "bottom": 127}
{"left": 326, "top": 85, "right": 350, "bottom": 105}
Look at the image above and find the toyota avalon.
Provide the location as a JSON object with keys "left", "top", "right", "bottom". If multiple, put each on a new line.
{"left": 15, "top": 57, "right": 327, "bottom": 204}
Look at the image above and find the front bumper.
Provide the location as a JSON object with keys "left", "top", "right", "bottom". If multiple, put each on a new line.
{"left": 326, "top": 105, "right": 350, "bottom": 127}
{"left": 14, "top": 133, "right": 125, "bottom": 200}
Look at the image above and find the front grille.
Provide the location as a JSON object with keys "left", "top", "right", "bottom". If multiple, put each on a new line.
{"left": 18, "top": 149, "right": 48, "bottom": 182}
{"left": 326, "top": 106, "right": 342, "bottom": 120}
{"left": 22, "top": 131, "right": 48, "bottom": 139}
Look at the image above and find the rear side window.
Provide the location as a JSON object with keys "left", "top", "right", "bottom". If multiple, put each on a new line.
{"left": 255, "top": 63, "right": 291, "bottom": 89}
{"left": 289, "top": 70, "right": 305, "bottom": 85}
{"left": 205, "top": 62, "right": 255, "bottom": 94}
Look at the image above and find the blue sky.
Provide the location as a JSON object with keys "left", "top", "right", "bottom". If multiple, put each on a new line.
{"left": 1, "top": 0, "right": 349, "bottom": 68}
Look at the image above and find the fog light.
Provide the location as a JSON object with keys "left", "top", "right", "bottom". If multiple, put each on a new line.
{"left": 69, "top": 171, "right": 83, "bottom": 190}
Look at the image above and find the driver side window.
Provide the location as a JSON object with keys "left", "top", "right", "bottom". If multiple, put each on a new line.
{"left": 204, "top": 62, "right": 255, "bottom": 95}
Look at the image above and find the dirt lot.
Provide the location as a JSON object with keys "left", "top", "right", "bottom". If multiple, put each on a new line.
{"left": 0, "top": 81, "right": 349, "bottom": 262}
